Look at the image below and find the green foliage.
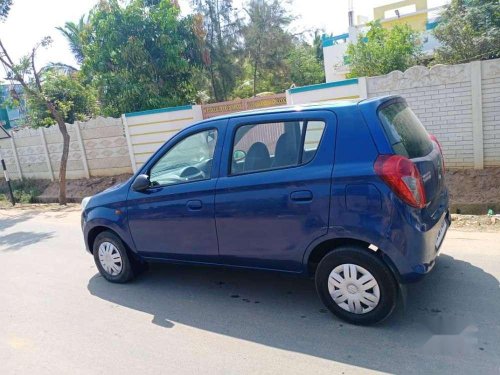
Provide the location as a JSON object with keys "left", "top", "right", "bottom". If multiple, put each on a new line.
{"left": 57, "top": 16, "right": 88, "bottom": 64}
{"left": 242, "top": 0, "right": 295, "bottom": 96}
{"left": 0, "top": 179, "right": 50, "bottom": 204}
{"left": 191, "top": 0, "right": 242, "bottom": 102}
{"left": 26, "top": 69, "right": 99, "bottom": 127}
{"left": 345, "top": 21, "right": 422, "bottom": 78}
{"left": 287, "top": 43, "right": 325, "bottom": 87}
{"left": 79, "top": 0, "right": 201, "bottom": 117}
{"left": 54, "top": 0, "right": 327, "bottom": 109}
{"left": 312, "top": 30, "right": 324, "bottom": 62}
{"left": 433, "top": 0, "right": 500, "bottom": 64}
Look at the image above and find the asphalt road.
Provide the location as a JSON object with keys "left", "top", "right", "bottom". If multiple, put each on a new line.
{"left": 1, "top": 206, "right": 499, "bottom": 375}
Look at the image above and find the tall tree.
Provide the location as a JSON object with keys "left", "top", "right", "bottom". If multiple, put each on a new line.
{"left": 242, "top": 0, "right": 294, "bottom": 96}
{"left": 191, "top": 0, "right": 242, "bottom": 102}
{"left": 0, "top": 0, "right": 77, "bottom": 204}
{"left": 79, "top": 0, "right": 202, "bottom": 116}
{"left": 312, "top": 29, "right": 324, "bottom": 62}
{"left": 56, "top": 15, "right": 88, "bottom": 64}
{"left": 345, "top": 21, "right": 422, "bottom": 78}
{"left": 433, "top": 0, "right": 500, "bottom": 64}
{"left": 287, "top": 43, "right": 325, "bottom": 87}
{"left": 26, "top": 68, "right": 99, "bottom": 127}
{"left": 0, "top": 38, "right": 74, "bottom": 204}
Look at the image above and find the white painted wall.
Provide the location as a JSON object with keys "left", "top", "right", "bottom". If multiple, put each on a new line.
{"left": 287, "top": 78, "right": 366, "bottom": 105}
{"left": 122, "top": 105, "right": 203, "bottom": 172}
{"left": 323, "top": 43, "right": 349, "bottom": 82}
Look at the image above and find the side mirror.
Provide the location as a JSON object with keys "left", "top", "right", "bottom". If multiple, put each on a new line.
{"left": 233, "top": 150, "right": 246, "bottom": 162}
{"left": 132, "top": 174, "right": 150, "bottom": 192}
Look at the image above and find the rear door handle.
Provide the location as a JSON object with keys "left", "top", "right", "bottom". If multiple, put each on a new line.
{"left": 186, "top": 200, "right": 202, "bottom": 210}
{"left": 290, "top": 190, "right": 313, "bottom": 202}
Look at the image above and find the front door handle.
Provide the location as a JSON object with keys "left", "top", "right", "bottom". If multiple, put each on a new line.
{"left": 186, "top": 200, "right": 203, "bottom": 210}
{"left": 290, "top": 190, "right": 313, "bottom": 202}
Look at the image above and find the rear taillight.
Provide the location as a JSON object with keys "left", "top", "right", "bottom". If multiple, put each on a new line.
{"left": 374, "top": 155, "right": 427, "bottom": 208}
{"left": 429, "top": 134, "right": 445, "bottom": 174}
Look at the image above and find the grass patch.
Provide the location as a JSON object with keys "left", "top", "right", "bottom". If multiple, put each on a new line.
{"left": 0, "top": 179, "right": 51, "bottom": 204}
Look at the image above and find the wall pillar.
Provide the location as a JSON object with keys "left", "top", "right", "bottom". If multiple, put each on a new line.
{"left": 74, "top": 122, "right": 90, "bottom": 178}
{"left": 358, "top": 77, "right": 368, "bottom": 99}
{"left": 39, "top": 128, "right": 54, "bottom": 181}
{"left": 191, "top": 105, "right": 204, "bottom": 121}
{"left": 285, "top": 89, "right": 293, "bottom": 105}
{"left": 121, "top": 114, "right": 137, "bottom": 173}
{"left": 470, "top": 61, "right": 484, "bottom": 169}
{"left": 10, "top": 132, "right": 23, "bottom": 180}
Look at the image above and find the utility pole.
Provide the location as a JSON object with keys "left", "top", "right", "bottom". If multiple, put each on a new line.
{"left": 0, "top": 124, "right": 15, "bottom": 206}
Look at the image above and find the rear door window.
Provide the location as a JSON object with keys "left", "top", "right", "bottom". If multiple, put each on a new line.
{"left": 378, "top": 102, "right": 432, "bottom": 158}
{"left": 231, "top": 120, "right": 326, "bottom": 175}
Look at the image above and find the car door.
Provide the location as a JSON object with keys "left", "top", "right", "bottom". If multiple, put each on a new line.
{"left": 215, "top": 111, "right": 336, "bottom": 272}
{"left": 127, "top": 120, "right": 226, "bottom": 262}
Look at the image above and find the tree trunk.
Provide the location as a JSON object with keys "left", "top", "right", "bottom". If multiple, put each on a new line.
{"left": 47, "top": 102, "right": 70, "bottom": 205}
{"left": 253, "top": 60, "right": 258, "bottom": 97}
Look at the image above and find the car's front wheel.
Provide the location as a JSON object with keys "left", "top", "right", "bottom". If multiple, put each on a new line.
{"left": 315, "top": 246, "right": 398, "bottom": 325}
{"left": 93, "top": 231, "right": 135, "bottom": 283}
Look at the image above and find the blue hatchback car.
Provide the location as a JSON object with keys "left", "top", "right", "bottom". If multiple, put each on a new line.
{"left": 81, "top": 95, "right": 450, "bottom": 325}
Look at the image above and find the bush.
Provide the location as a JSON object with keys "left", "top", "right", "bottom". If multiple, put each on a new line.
{"left": 0, "top": 179, "right": 50, "bottom": 204}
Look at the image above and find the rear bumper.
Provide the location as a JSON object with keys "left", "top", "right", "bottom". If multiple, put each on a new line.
{"left": 392, "top": 209, "right": 451, "bottom": 283}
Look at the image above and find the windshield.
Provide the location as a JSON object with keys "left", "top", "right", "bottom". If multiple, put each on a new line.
{"left": 378, "top": 101, "right": 433, "bottom": 159}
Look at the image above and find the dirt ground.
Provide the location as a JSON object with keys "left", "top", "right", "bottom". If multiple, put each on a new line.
{"left": 446, "top": 167, "right": 500, "bottom": 204}
{"left": 37, "top": 174, "right": 132, "bottom": 202}
{"left": 450, "top": 213, "right": 500, "bottom": 232}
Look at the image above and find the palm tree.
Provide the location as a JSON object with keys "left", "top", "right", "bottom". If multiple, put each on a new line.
{"left": 57, "top": 15, "right": 87, "bottom": 64}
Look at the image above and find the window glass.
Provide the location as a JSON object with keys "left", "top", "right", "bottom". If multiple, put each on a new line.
{"left": 150, "top": 129, "right": 217, "bottom": 186}
{"left": 231, "top": 120, "right": 325, "bottom": 175}
{"left": 378, "top": 102, "right": 433, "bottom": 158}
{"left": 302, "top": 121, "right": 326, "bottom": 164}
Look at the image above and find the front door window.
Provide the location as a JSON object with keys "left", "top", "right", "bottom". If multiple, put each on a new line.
{"left": 149, "top": 129, "right": 218, "bottom": 186}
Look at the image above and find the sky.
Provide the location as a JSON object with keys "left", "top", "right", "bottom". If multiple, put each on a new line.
{"left": 0, "top": 0, "right": 449, "bottom": 75}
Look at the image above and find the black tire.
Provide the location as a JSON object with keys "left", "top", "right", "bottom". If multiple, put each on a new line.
{"left": 315, "top": 246, "right": 398, "bottom": 325}
{"left": 93, "top": 231, "right": 135, "bottom": 283}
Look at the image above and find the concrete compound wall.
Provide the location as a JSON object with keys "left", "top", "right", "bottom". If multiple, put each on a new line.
{"left": 121, "top": 105, "right": 203, "bottom": 173}
{"left": 286, "top": 77, "right": 367, "bottom": 104}
{"left": 366, "top": 63, "right": 475, "bottom": 168}
{"left": 0, "top": 116, "right": 132, "bottom": 181}
{"left": 366, "top": 59, "right": 500, "bottom": 169}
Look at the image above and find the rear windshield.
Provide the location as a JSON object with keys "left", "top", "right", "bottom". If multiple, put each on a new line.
{"left": 378, "top": 101, "right": 433, "bottom": 158}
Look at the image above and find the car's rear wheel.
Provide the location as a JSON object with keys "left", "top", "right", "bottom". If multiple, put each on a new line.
{"left": 93, "top": 231, "right": 135, "bottom": 283}
{"left": 315, "top": 246, "right": 398, "bottom": 325}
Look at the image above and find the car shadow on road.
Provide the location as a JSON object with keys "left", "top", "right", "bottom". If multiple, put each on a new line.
{"left": 88, "top": 253, "right": 500, "bottom": 374}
